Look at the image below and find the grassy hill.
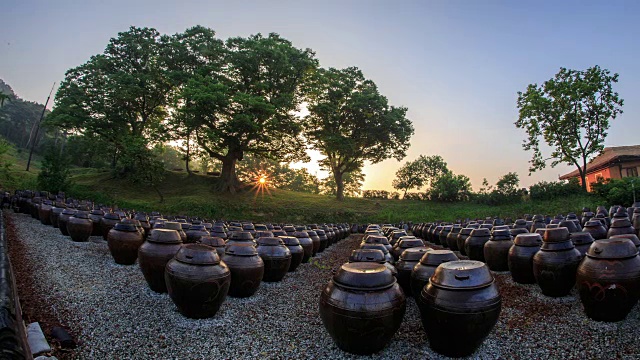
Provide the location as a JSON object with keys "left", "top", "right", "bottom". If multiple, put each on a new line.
{"left": 66, "top": 168, "right": 599, "bottom": 224}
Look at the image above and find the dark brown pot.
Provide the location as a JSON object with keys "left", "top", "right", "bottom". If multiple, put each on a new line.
{"left": 165, "top": 244, "right": 230, "bottom": 319}
{"left": 410, "top": 250, "right": 458, "bottom": 297}
{"left": 582, "top": 220, "right": 608, "bottom": 240}
{"left": 456, "top": 227, "right": 475, "bottom": 256}
{"left": 138, "top": 229, "right": 183, "bottom": 293}
{"left": 315, "top": 230, "right": 329, "bottom": 251}
{"left": 483, "top": 229, "right": 513, "bottom": 272}
{"left": 533, "top": 227, "right": 582, "bottom": 297}
{"left": 508, "top": 233, "right": 542, "bottom": 284}
{"left": 198, "top": 236, "right": 226, "bottom": 259}
{"left": 465, "top": 228, "right": 491, "bottom": 262}
{"left": 67, "top": 211, "right": 93, "bottom": 242}
{"left": 256, "top": 237, "right": 292, "bottom": 282}
{"left": 280, "top": 236, "right": 304, "bottom": 272}
{"left": 319, "top": 262, "right": 406, "bottom": 355}
{"left": 227, "top": 231, "right": 256, "bottom": 246}
{"left": 391, "top": 238, "right": 424, "bottom": 262}
{"left": 360, "top": 243, "right": 395, "bottom": 264}
{"left": 50, "top": 205, "right": 65, "bottom": 228}
{"left": 361, "top": 235, "right": 392, "bottom": 252}
{"left": 571, "top": 232, "right": 594, "bottom": 257}
{"left": 222, "top": 243, "right": 264, "bottom": 298}
{"left": 439, "top": 225, "right": 452, "bottom": 247}
{"left": 185, "top": 224, "right": 210, "bottom": 244}
{"left": 164, "top": 222, "right": 188, "bottom": 243}
{"left": 38, "top": 202, "right": 52, "bottom": 226}
{"left": 294, "top": 231, "right": 314, "bottom": 263}
{"left": 417, "top": 260, "right": 501, "bottom": 357}
{"left": 446, "top": 225, "right": 462, "bottom": 250}
{"left": 395, "top": 247, "right": 430, "bottom": 296}
{"left": 576, "top": 238, "right": 640, "bottom": 322}
{"left": 88, "top": 209, "right": 105, "bottom": 236}
{"left": 101, "top": 213, "right": 122, "bottom": 240}
{"left": 58, "top": 208, "right": 77, "bottom": 236}
{"left": 607, "top": 218, "right": 635, "bottom": 238}
{"left": 348, "top": 249, "right": 397, "bottom": 276}
{"left": 107, "top": 222, "right": 145, "bottom": 265}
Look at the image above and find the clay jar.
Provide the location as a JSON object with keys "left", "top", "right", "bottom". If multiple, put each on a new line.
{"left": 185, "top": 224, "right": 210, "bottom": 244}
{"left": 165, "top": 244, "right": 230, "bottom": 319}
{"left": 256, "top": 237, "right": 292, "bottom": 282}
{"left": 58, "top": 208, "right": 77, "bottom": 236}
{"left": 576, "top": 238, "right": 640, "bottom": 322}
{"left": 319, "top": 262, "right": 406, "bottom": 355}
{"left": 465, "top": 228, "right": 491, "bottom": 262}
{"left": 362, "top": 235, "right": 393, "bottom": 252}
{"left": 280, "top": 236, "right": 304, "bottom": 272}
{"left": 164, "top": 222, "right": 188, "bottom": 243}
{"left": 101, "top": 213, "right": 122, "bottom": 240}
{"left": 417, "top": 260, "right": 501, "bottom": 358}
{"left": 508, "top": 233, "right": 542, "bottom": 284}
{"left": 582, "top": 220, "right": 607, "bottom": 240}
{"left": 138, "top": 229, "right": 183, "bottom": 292}
{"left": 533, "top": 227, "right": 582, "bottom": 297}
{"left": 198, "top": 236, "right": 227, "bottom": 258}
{"left": 108, "top": 222, "right": 145, "bottom": 265}
{"left": 607, "top": 217, "right": 635, "bottom": 238}
{"left": 315, "top": 230, "right": 329, "bottom": 250}
{"left": 227, "top": 231, "right": 256, "bottom": 246}
{"left": 66, "top": 211, "right": 93, "bottom": 242}
{"left": 349, "top": 249, "right": 397, "bottom": 277}
{"left": 361, "top": 243, "right": 395, "bottom": 264}
{"left": 483, "top": 229, "right": 514, "bottom": 272}
{"left": 50, "top": 204, "right": 65, "bottom": 228}
{"left": 571, "top": 232, "right": 595, "bottom": 257}
{"left": 446, "top": 225, "right": 463, "bottom": 250}
{"left": 294, "top": 231, "right": 314, "bottom": 263}
{"left": 456, "top": 227, "right": 475, "bottom": 256}
{"left": 395, "top": 247, "right": 430, "bottom": 296}
{"left": 439, "top": 225, "right": 453, "bottom": 248}
{"left": 222, "top": 243, "right": 264, "bottom": 298}
{"left": 88, "top": 209, "right": 105, "bottom": 236}
{"left": 391, "top": 237, "right": 424, "bottom": 262}
{"left": 411, "top": 250, "right": 459, "bottom": 297}
{"left": 38, "top": 202, "right": 52, "bottom": 226}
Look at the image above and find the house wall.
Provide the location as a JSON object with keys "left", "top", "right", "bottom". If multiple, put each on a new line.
{"left": 580, "top": 160, "right": 640, "bottom": 191}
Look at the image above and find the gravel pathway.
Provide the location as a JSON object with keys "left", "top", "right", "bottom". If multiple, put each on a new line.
{"left": 8, "top": 212, "right": 640, "bottom": 359}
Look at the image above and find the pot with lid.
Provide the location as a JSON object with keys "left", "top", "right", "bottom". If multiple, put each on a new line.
{"left": 138, "top": 229, "right": 183, "bottom": 292}
{"left": 410, "top": 249, "right": 458, "bottom": 297}
{"left": 222, "top": 243, "right": 264, "bottom": 297}
{"left": 108, "top": 222, "right": 145, "bottom": 265}
{"left": 508, "top": 233, "right": 542, "bottom": 284}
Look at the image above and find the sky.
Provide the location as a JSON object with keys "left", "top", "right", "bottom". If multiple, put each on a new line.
{"left": 2, "top": 0, "right": 639, "bottom": 192}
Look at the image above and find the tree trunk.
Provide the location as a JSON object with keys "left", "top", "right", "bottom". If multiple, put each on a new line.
{"left": 335, "top": 171, "right": 345, "bottom": 201}
{"left": 219, "top": 152, "right": 241, "bottom": 193}
{"left": 153, "top": 185, "right": 164, "bottom": 203}
{"left": 185, "top": 134, "right": 192, "bottom": 175}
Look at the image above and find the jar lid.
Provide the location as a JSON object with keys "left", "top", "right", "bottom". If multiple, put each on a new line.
{"left": 490, "top": 228, "right": 512, "bottom": 240}
{"left": 90, "top": 209, "right": 105, "bottom": 216}
{"left": 398, "top": 238, "right": 425, "bottom": 249}
{"left": 419, "top": 249, "right": 458, "bottom": 266}
{"left": 149, "top": 229, "right": 182, "bottom": 244}
{"left": 293, "top": 231, "right": 310, "bottom": 239}
{"left": 175, "top": 243, "right": 220, "bottom": 265}
{"left": 570, "top": 232, "right": 594, "bottom": 245}
{"left": 333, "top": 262, "right": 395, "bottom": 290}
{"left": 272, "top": 230, "right": 287, "bottom": 237}
{"left": 134, "top": 213, "right": 149, "bottom": 221}
{"left": 163, "top": 222, "right": 183, "bottom": 231}
{"left": 364, "top": 235, "right": 390, "bottom": 245}
{"left": 459, "top": 227, "right": 474, "bottom": 236}
{"left": 610, "top": 218, "right": 633, "bottom": 228}
{"left": 510, "top": 228, "right": 529, "bottom": 237}
{"left": 399, "top": 247, "right": 430, "bottom": 261}
{"left": 360, "top": 243, "right": 390, "bottom": 254}
{"left": 315, "top": 229, "right": 326, "bottom": 236}
{"left": 224, "top": 243, "right": 258, "bottom": 256}
{"left": 198, "top": 236, "right": 226, "bottom": 247}
{"left": 306, "top": 230, "right": 318, "bottom": 236}
{"left": 587, "top": 238, "right": 638, "bottom": 259}
{"left": 280, "top": 236, "right": 300, "bottom": 246}
{"left": 114, "top": 222, "right": 138, "bottom": 232}
{"left": 584, "top": 220, "right": 604, "bottom": 228}
{"left": 257, "top": 237, "right": 284, "bottom": 246}
{"left": 469, "top": 228, "right": 491, "bottom": 237}
{"left": 188, "top": 224, "right": 207, "bottom": 231}
{"left": 430, "top": 260, "right": 494, "bottom": 289}
{"left": 62, "top": 208, "right": 77, "bottom": 215}
{"left": 349, "top": 249, "right": 386, "bottom": 263}
{"left": 72, "top": 211, "right": 90, "bottom": 219}
{"left": 514, "top": 233, "right": 542, "bottom": 247}
{"left": 609, "top": 234, "right": 640, "bottom": 247}
{"left": 255, "top": 231, "right": 274, "bottom": 239}
{"left": 543, "top": 227, "right": 570, "bottom": 242}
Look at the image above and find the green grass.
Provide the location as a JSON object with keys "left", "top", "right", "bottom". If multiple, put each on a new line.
{"left": 64, "top": 168, "right": 601, "bottom": 224}
{"left": 0, "top": 144, "right": 39, "bottom": 190}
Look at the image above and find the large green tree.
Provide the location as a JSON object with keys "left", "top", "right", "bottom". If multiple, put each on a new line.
{"left": 392, "top": 154, "right": 448, "bottom": 197}
{"left": 305, "top": 67, "right": 413, "bottom": 200}
{"left": 175, "top": 31, "right": 317, "bottom": 192}
{"left": 48, "top": 26, "right": 174, "bottom": 168}
{"left": 516, "top": 66, "right": 624, "bottom": 191}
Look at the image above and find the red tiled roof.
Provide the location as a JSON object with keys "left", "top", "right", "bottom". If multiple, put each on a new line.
{"left": 559, "top": 145, "right": 640, "bottom": 180}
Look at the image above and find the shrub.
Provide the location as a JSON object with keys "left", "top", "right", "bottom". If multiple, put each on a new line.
{"left": 362, "top": 190, "right": 391, "bottom": 199}
{"left": 427, "top": 172, "right": 472, "bottom": 202}
{"left": 37, "top": 147, "right": 72, "bottom": 194}
{"left": 529, "top": 178, "right": 582, "bottom": 200}
{"left": 403, "top": 192, "right": 425, "bottom": 201}
{"left": 591, "top": 177, "right": 640, "bottom": 206}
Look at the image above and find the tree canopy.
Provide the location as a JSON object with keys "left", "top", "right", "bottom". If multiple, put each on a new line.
{"left": 515, "top": 66, "right": 623, "bottom": 191}
{"left": 392, "top": 155, "right": 448, "bottom": 197}
{"left": 305, "top": 67, "right": 413, "bottom": 200}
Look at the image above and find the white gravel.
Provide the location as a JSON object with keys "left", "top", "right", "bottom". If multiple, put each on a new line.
{"left": 8, "top": 212, "right": 640, "bottom": 359}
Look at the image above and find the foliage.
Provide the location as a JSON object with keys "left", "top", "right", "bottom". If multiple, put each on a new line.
{"left": 427, "top": 171, "right": 472, "bottom": 202}
{"left": 392, "top": 155, "right": 448, "bottom": 197}
{"left": 64, "top": 133, "right": 114, "bottom": 168}
{"left": 305, "top": 67, "right": 413, "bottom": 200}
{"left": 115, "top": 136, "right": 167, "bottom": 202}
{"left": 529, "top": 178, "right": 582, "bottom": 200}
{"left": 37, "top": 147, "right": 72, "bottom": 194}
{"left": 320, "top": 169, "right": 364, "bottom": 198}
{"left": 362, "top": 190, "right": 391, "bottom": 199}
{"left": 174, "top": 27, "right": 318, "bottom": 192}
{"left": 591, "top": 177, "right": 640, "bottom": 206}
{"left": 515, "top": 66, "right": 623, "bottom": 191}
{"left": 0, "top": 138, "right": 14, "bottom": 183}
{"left": 474, "top": 172, "right": 523, "bottom": 205}
{"left": 403, "top": 192, "right": 427, "bottom": 201}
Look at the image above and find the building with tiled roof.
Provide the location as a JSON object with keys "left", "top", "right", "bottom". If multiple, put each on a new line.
{"left": 559, "top": 145, "right": 640, "bottom": 191}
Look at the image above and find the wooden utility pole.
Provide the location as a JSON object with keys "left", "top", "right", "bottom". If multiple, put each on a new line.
{"left": 26, "top": 82, "right": 55, "bottom": 171}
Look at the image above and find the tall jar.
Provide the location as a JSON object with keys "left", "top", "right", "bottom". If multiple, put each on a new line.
{"left": 410, "top": 250, "right": 458, "bottom": 297}
{"left": 394, "top": 247, "right": 430, "bottom": 296}
{"left": 483, "top": 229, "right": 513, "bottom": 271}
{"left": 58, "top": 208, "right": 77, "bottom": 236}
{"left": 100, "top": 213, "right": 122, "bottom": 240}
{"left": 508, "top": 233, "right": 542, "bottom": 284}
{"left": 138, "top": 229, "right": 183, "bottom": 293}
{"left": 256, "top": 237, "right": 292, "bottom": 282}
{"left": 319, "top": 262, "right": 405, "bottom": 355}
{"left": 222, "top": 243, "right": 264, "bottom": 298}
{"left": 67, "top": 211, "right": 93, "bottom": 242}
{"left": 280, "top": 236, "right": 304, "bottom": 272}
{"left": 108, "top": 222, "right": 145, "bottom": 265}
{"left": 465, "top": 228, "right": 491, "bottom": 262}
{"left": 533, "top": 227, "right": 582, "bottom": 297}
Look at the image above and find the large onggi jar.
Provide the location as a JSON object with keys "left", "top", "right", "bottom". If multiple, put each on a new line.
{"left": 138, "top": 229, "right": 183, "bottom": 293}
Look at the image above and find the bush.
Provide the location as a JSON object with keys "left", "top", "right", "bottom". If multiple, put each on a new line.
{"left": 427, "top": 172, "right": 472, "bottom": 202}
{"left": 37, "top": 148, "right": 72, "bottom": 194}
{"left": 529, "top": 178, "right": 582, "bottom": 200}
{"left": 403, "top": 192, "right": 426, "bottom": 201}
{"left": 362, "top": 190, "right": 391, "bottom": 199}
{"left": 591, "top": 177, "right": 640, "bottom": 206}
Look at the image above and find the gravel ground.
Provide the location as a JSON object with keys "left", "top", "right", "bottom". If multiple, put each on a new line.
{"left": 7, "top": 211, "right": 640, "bottom": 359}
